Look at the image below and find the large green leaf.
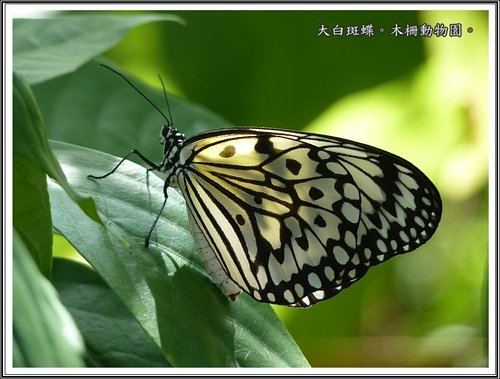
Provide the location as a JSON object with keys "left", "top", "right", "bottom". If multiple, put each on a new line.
{"left": 34, "top": 60, "right": 228, "bottom": 159}
{"left": 14, "top": 13, "right": 184, "bottom": 84}
{"left": 13, "top": 71, "right": 101, "bottom": 273}
{"left": 13, "top": 231, "right": 85, "bottom": 367}
{"left": 13, "top": 155, "right": 52, "bottom": 277}
{"left": 48, "top": 141, "right": 309, "bottom": 367}
{"left": 51, "top": 258, "right": 170, "bottom": 367}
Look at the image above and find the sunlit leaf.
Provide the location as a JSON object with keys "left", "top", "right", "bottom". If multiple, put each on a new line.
{"left": 14, "top": 14, "right": 184, "bottom": 84}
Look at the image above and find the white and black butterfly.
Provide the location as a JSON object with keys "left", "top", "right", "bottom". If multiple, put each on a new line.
{"left": 89, "top": 66, "right": 442, "bottom": 307}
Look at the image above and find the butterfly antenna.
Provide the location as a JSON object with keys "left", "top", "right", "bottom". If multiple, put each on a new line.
{"left": 157, "top": 74, "right": 173, "bottom": 126}
{"left": 100, "top": 64, "right": 171, "bottom": 125}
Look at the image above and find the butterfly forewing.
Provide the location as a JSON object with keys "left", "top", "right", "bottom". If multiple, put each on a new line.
{"left": 174, "top": 128, "right": 441, "bottom": 307}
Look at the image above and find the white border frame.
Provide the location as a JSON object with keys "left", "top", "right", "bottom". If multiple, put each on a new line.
{"left": 3, "top": 2, "right": 497, "bottom": 376}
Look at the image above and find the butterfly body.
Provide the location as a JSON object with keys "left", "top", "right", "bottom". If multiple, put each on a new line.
{"left": 157, "top": 125, "right": 441, "bottom": 307}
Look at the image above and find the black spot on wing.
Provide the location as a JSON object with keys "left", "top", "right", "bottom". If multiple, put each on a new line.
{"left": 309, "top": 187, "right": 324, "bottom": 200}
{"left": 286, "top": 158, "right": 302, "bottom": 175}
{"left": 235, "top": 214, "right": 245, "bottom": 225}
{"left": 314, "top": 214, "right": 327, "bottom": 227}
{"left": 255, "top": 136, "right": 280, "bottom": 155}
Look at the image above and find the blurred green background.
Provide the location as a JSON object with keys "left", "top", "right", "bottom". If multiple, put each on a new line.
{"left": 48, "top": 9, "right": 488, "bottom": 367}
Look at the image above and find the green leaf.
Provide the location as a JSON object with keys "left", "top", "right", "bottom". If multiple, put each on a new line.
{"left": 231, "top": 299, "right": 310, "bottom": 367}
{"left": 13, "top": 230, "right": 85, "bottom": 367}
{"left": 13, "top": 71, "right": 101, "bottom": 226}
{"left": 13, "top": 154, "right": 52, "bottom": 277}
{"left": 13, "top": 13, "right": 184, "bottom": 84}
{"left": 35, "top": 60, "right": 228, "bottom": 159}
{"left": 51, "top": 258, "right": 170, "bottom": 367}
{"left": 48, "top": 140, "right": 309, "bottom": 367}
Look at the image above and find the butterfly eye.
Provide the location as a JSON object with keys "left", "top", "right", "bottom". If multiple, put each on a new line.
{"left": 161, "top": 125, "right": 171, "bottom": 139}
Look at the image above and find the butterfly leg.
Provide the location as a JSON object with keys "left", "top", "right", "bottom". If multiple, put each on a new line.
{"left": 87, "top": 149, "right": 161, "bottom": 180}
{"left": 144, "top": 172, "right": 177, "bottom": 248}
{"left": 88, "top": 149, "right": 167, "bottom": 247}
{"left": 144, "top": 194, "right": 168, "bottom": 248}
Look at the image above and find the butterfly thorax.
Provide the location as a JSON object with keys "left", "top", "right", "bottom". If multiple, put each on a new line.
{"left": 159, "top": 125, "right": 185, "bottom": 178}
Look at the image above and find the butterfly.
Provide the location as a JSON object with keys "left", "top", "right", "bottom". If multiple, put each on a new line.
{"left": 89, "top": 65, "right": 442, "bottom": 307}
